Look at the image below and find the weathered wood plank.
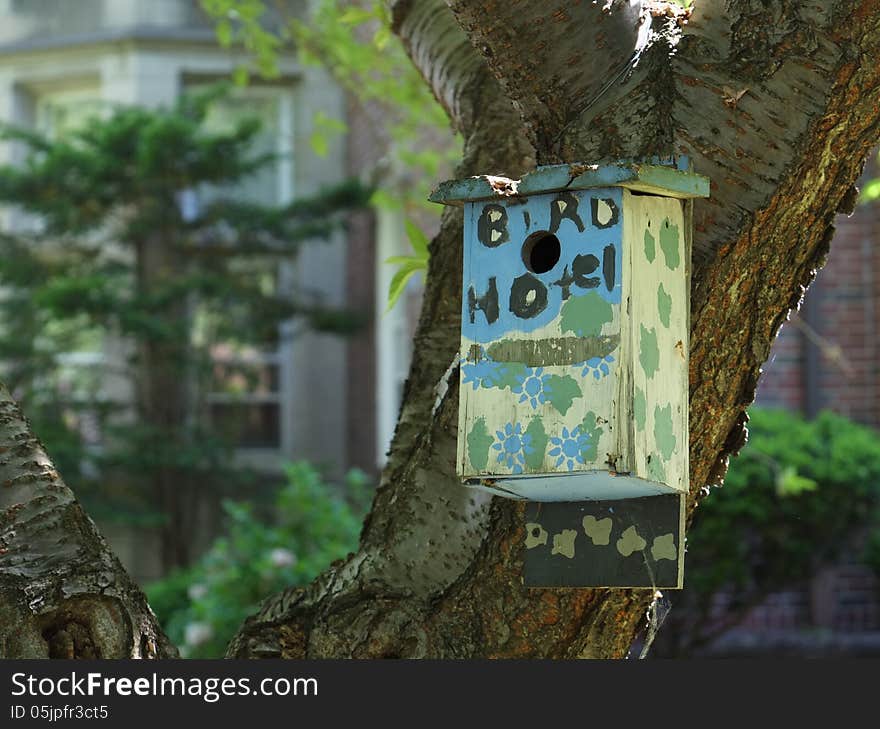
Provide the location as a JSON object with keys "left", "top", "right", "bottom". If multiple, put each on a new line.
{"left": 624, "top": 192, "right": 690, "bottom": 495}
{"left": 522, "top": 494, "right": 685, "bottom": 588}
{"left": 430, "top": 161, "right": 710, "bottom": 205}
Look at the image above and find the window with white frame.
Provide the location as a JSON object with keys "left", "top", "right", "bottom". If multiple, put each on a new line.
{"left": 187, "top": 84, "right": 296, "bottom": 455}
{"left": 35, "top": 87, "right": 106, "bottom": 138}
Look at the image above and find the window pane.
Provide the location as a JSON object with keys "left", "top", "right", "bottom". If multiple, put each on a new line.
{"left": 199, "top": 92, "right": 283, "bottom": 206}
{"left": 209, "top": 402, "right": 280, "bottom": 448}
{"left": 210, "top": 354, "right": 279, "bottom": 396}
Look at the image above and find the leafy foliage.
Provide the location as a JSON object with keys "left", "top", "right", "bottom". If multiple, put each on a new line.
{"left": 146, "top": 461, "right": 372, "bottom": 657}
{"left": 656, "top": 408, "right": 880, "bottom": 655}
{"left": 198, "top": 0, "right": 460, "bottom": 308}
{"left": 0, "top": 87, "right": 371, "bottom": 560}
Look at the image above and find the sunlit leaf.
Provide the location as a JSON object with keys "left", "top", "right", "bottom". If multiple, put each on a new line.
{"left": 385, "top": 256, "right": 428, "bottom": 313}
{"left": 860, "top": 178, "right": 880, "bottom": 203}
{"left": 310, "top": 130, "right": 329, "bottom": 157}
{"left": 216, "top": 19, "right": 233, "bottom": 47}
{"left": 776, "top": 465, "right": 818, "bottom": 496}
{"left": 404, "top": 219, "right": 429, "bottom": 257}
{"left": 338, "top": 7, "right": 374, "bottom": 25}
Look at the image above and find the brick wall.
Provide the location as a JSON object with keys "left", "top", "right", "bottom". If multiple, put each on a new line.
{"left": 757, "top": 156, "right": 880, "bottom": 424}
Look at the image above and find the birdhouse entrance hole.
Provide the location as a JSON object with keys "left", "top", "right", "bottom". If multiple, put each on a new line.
{"left": 522, "top": 231, "right": 561, "bottom": 274}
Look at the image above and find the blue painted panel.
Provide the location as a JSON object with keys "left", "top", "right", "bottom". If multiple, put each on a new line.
{"left": 462, "top": 187, "right": 622, "bottom": 344}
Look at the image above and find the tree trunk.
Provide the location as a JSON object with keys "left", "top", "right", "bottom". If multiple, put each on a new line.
{"left": 136, "top": 231, "right": 196, "bottom": 571}
{"left": 2, "top": 0, "right": 879, "bottom": 660}
{"left": 226, "top": 0, "right": 880, "bottom": 658}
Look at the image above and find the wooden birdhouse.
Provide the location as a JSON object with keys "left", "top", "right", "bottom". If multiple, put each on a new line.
{"left": 430, "top": 160, "right": 709, "bottom": 588}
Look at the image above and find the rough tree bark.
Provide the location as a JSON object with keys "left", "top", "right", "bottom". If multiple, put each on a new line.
{"left": 1, "top": 0, "right": 879, "bottom": 659}
{"left": 0, "top": 383, "right": 177, "bottom": 658}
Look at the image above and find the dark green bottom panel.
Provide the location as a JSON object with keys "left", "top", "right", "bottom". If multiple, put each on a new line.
{"left": 523, "top": 494, "right": 685, "bottom": 589}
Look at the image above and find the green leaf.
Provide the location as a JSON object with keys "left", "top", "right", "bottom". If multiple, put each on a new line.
{"left": 232, "top": 65, "right": 249, "bottom": 86}
{"left": 385, "top": 259, "right": 423, "bottom": 312}
{"left": 373, "top": 25, "right": 391, "bottom": 51}
{"left": 860, "top": 178, "right": 880, "bottom": 203}
{"left": 404, "top": 219, "right": 429, "bottom": 257}
{"left": 776, "top": 466, "right": 818, "bottom": 496}
{"left": 545, "top": 374, "right": 582, "bottom": 416}
{"left": 369, "top": 188, "right": 399, "bottom": 210}
{"left": 314, "top": 111, "right": 347, "bottom": 134}
{"left": 309, "top": 112, "right": 347, "bottom": 158}
{"left": 338, "top": 7, "right": 374, "bottom": 25}
{"left": 310, "top": 130, "right": 329, "bottom": 158}
{"left": 384, "top": 220, "right": 429, "bottom": 311}
{"left": 384, "top": 255, "right": 424, "bottom": 266}
{"left": 216, "top": 19, "right": 233, "bottom": 47}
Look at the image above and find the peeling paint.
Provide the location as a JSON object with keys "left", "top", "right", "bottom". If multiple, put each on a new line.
{"left": 639, "top": 324, "right": 659, "bottom": 379}
{"left": 525, "top": 523, "right": 548, "bottom": 549}
{"left": 654, "top": 404, "right": 676, "bottom": 460}
{"left": 657, "top": 283, "right": 672, "bottom": 327}
{"left": 634, "top": 388, "right": 647, "bottom": 432}
{"left": 647, "top": 455, "right": 666, "bottom": 483}
{"left": 485, "top": 334, "right": 619, "bottom": 366}
{"left": 644, "top": 227, "right": 656, "bottom": 262}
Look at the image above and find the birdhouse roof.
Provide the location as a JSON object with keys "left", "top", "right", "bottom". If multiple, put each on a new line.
{"left": 429, "top": 159, "right": 710, "bottom": 205}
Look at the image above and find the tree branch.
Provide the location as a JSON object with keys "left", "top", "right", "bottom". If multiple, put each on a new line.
{"left": 443, "top": 0, "right": 649, "bottom": 154}
{"left": 0, "top": 384, "right": 176, "bottom": 658}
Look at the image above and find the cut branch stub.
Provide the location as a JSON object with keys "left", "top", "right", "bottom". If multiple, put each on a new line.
{"left": 0, "top": 384, "right": 176, "bottom": 658}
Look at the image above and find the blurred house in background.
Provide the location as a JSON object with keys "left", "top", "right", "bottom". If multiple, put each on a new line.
{"left": 0, "top": 0, "right": 423, "bottom": 579}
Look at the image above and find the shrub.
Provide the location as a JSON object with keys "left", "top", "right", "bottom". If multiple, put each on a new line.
{"left": 146, "top": 461, "right": 371, "bottom": 657}
{"left": 654, "top": 407, "right": 880, "bottom": 655}
{"left": 688, "top": 408, "right": 880, "bottom": 596}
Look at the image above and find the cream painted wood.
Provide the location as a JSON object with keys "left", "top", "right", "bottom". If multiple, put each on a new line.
{"left": 456, "top": 187, "right": 691, "bottom": 502}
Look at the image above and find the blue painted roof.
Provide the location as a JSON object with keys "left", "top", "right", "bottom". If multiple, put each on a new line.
{"left": 429, "top": 160, "right": 710, "bottom": 205}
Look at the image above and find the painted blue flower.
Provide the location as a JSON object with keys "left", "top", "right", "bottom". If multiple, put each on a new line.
{"left": 580, "top": 355, "right": 615, "bottom": 381}
{"left": 512, "top": 367, "right": 553, "bottom": 409}
{"left": 461, "top": 358, "right": 508, "bottom": 390}
{"left": 491, "top": 422, "right": 534, "bottom": 474}
{"left": 548, "top": 425, "right": 590, "bottom": 471}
